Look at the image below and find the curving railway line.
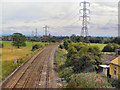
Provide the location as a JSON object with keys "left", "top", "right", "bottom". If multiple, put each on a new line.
{"left": 1, "top": 44, "right": 62, "bottom": 89}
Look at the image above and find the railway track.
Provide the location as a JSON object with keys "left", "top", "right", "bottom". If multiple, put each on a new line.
{"left": 1, "top": 44, "right": 62, "bottom": 89}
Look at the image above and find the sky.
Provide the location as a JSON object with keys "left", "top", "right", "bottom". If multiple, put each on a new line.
{"left": 0, "top": 0, "right": 119, "bottom": 37}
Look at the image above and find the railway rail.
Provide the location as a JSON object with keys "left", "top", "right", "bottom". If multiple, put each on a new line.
{"left": 1, "top": 44, "right": 62, "bottom": 88}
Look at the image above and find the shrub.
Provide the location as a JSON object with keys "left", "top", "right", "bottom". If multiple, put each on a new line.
{"left": 59, "top": 44, "right": 64, "bottom": 49}
{"left": 45, "top": 43, "right": 49, "bottom": 46}
{"left": 60, "top": 67, "right": 74, "bottom": 82}
{"left": 51, "top": 39, "right": 56, "bottom": 43}
{"left": 0, "top": 43, "right": 3, "bottom": 48}
{"left": 63, "top": 41, "right": 69, "bottom": 50}
{"left": 32, "top": 44, "right": 39, "bottom": 51}
{"left": 108, "top": 78, "right": 120, "bottom": 88}
{"left": 38, "top": 44, "right": 44, "bottom": 48}
{"left": 102, "top": 43, "right": 119, "bottom": 52}
{"left": 66, "top": 73, "right": 112, "bottom": 88}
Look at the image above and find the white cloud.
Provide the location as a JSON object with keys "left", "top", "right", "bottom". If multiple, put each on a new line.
{"left": 1, "top": 0, "right": 119, "bottom": 36}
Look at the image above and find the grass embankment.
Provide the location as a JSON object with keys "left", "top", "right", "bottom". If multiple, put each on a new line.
{"left": 55, "top": 48, "right": 112, "bottom": 88}
{"left": 89, "top": 43, "right": 116, "bottom": 55}
{"left": 0, "top": 41, "right": 49, "bottom": 81}
{"left": 89, "top": 43, "right": 106, "bottom": 51}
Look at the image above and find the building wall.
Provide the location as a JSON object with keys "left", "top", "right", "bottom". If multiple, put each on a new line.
{"left": 109, "top": 64, "right": 120, "bottom": 79}
{"left": 103, "top": 68, "right": 107, "bottom": 77}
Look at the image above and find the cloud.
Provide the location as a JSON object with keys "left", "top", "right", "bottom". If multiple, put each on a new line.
{"left": 1, "top": 0, "right": 119, "bottom": 36}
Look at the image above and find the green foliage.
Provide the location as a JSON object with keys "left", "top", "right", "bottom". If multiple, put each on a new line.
{"left": 65, "top": 42, "right": 103, "bottom": 73}
{"left": 112, "top": 37, "right": 120, "bottom": 44}
{"left": 60, "top": 67, "right": 74, "bottom": 82}
{"left": 107, "top": 78, "right": 120, "bottom": 88}
{"left": 0, "top": 43, "right": 3, "bottom": 48}
{"left": 1, "top": 61, "right": 21, "bottom": 80}
{"left": 63, "top": 40, "right": 69, "bottom": 50}
{"left": 70, "top": 35, "right": 117, "bottom": 44}
{"left": 66, "top": 73, "right": 112, "bottom": 88}
{"left": 51, "top": 39, "right": 56, "bottom": 43}
{"left": 12, "top": 33, "right": 26, "bottom": 48}
{"left": 32, "top": 44, "right": 44, "bottom": 51}
{"left": 59, "top": 44, "right": 64, "bottom": 49}
{"left": 32, "top": 44, "right": 39, "bottom": 51}
{"left": 89, "top": 43, "right": 107, "bottom": 51}
{"left": 102, "top": 43, "right": 120, "bottom": 52}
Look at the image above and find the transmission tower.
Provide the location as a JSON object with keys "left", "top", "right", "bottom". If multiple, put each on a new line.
{"left": 43, "top": 25, "right": 49, "bottom": 36}
{"left": 80, "top": 0, "right": 90, "bottom": 37}
{"left": 35, "top": 28, "right": 37, "bottom": 37}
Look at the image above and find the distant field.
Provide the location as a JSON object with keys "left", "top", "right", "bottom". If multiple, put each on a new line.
{"left": 1, "top": 41, "right": 49, "bottom": 61}
{"left": 89, "top": 43, "right": 107, "bottom": 51}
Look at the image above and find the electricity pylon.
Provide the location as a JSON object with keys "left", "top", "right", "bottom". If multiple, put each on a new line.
{"left": 80, "top": 0, "right": 90, "bottom": 37}
{"left": 43, "top": 25, "right": 49, "bottom": 36}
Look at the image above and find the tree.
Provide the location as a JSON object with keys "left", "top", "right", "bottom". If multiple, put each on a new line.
{"left": 12, "top": 33, "right": 26, "bottom": 48}
{"left": 63, "top": 40, "right": 69, "bottom": 50}
{"left": 65, "top": 42, "right": 103, "bottom": 73}
{"left": 102, "top": 43, "right": 119, "bottom": 52}
{"left": 59, "top": 44, "right": 64, "bottom": 49}
{"left": 112, "top": 37, "right": 120, "bottom": 44}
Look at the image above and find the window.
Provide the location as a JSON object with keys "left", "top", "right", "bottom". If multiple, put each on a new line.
{"left": 114, "top": 67, "right": 116, "bottom": 75}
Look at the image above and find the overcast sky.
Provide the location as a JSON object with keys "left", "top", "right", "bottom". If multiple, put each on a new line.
{"left": 1, "top": 0, "right": 119, "bottom": 36}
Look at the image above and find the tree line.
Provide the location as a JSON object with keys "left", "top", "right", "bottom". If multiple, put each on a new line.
{"left": 70, "top": 34, "right": 120, "bottom": 44}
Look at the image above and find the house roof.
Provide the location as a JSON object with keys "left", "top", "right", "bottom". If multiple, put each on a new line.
{"left": 102, "top": 54, "right": 116, "bottom": 64}
{"left": 99, "top": 65, "right": 109, "bottom": 68}
{"left": 110, "top": 56, "right": 120, "bottom": 66}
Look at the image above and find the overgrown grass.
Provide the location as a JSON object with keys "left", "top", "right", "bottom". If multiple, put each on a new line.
{"left": 54, "top": 49, "right": 67, "bottom": 77}
{"left": 55, "top": 49, "right": 67, "bottom": 67}
{"left": 1, "top": 49, "right": 40, "bottom": 81}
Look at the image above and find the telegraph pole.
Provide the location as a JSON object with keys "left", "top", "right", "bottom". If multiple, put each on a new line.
{"left": 80, "top": 0, "right": 90, "bottom": 37}
{"left": 43, "top": 25, "right": 49, "bottom": 36}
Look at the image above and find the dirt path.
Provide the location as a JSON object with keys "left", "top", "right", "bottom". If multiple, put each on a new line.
{"left": 1, "top": 44, "right": 63, "bottom": 88}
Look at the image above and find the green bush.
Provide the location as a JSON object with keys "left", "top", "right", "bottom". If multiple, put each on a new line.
{"left": 63, "top": 41, "right": 69, "bottom": 50}
{"left": 32, "top": 44, "right": 39, "bottom": 51}
{"left": 102, "top": 43, "right": 119, "bottom": 52}
{"left": 0, "top": 43, "right": 3, "bottom": 48}
{"left": 59, "top": 44, "right": 64, "bottom": 49}
{"left": 60, "top": 67, "right": 74, "bottom": 82}
{"left": 107, "top": 78, "right": 120, "bottom": 88}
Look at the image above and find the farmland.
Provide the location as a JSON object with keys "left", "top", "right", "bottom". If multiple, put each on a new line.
{"left": 1, "top": 41, "right": 49, "bottom": 61}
